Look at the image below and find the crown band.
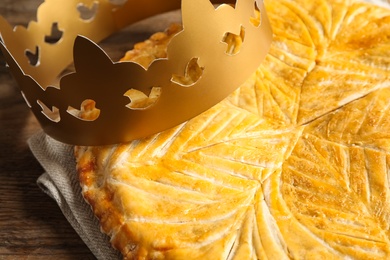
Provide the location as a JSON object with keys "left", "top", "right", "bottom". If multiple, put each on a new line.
{"left": 0, "top": 0, "right": 272, "bottom": 145}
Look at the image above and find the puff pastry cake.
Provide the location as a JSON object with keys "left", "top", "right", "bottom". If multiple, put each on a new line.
{"left": 75, "top": 0, "right": 390, "bottom": 259}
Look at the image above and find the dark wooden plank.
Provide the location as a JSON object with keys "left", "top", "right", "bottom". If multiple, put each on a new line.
{"left": 0, "top": 0, "right": 43, "bottom": 26}
{"left": 0, "top": 1, "right": 96, "bottom": 257}
{"left": 0, "top": 63, "right": 96, "bottom": 258}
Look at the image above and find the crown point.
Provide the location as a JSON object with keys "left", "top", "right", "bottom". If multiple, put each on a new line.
{"left": 73, "top": 35, "right": 114, "bottom": 71}
{"left": 181, "top": 0, "right": 215, "bottom": 27}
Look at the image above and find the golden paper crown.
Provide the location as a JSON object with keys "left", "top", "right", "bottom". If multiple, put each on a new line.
{"left": 0, "top": 0, "right": 272, "bottom": 145}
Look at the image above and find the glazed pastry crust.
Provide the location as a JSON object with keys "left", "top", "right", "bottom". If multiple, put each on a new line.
{"left": 76, "top": 102, "right": 302, "bottom": 259}
{"left": 76, "top": 0, "right": 390, "bottom": 259}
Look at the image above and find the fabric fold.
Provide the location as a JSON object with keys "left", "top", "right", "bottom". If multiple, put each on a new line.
{"left": 29, "top": 131, "right": 121, "bottom": 260}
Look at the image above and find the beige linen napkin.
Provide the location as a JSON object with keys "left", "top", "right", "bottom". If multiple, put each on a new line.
{"left": 29, "top": 131, "right": 121, "bottom": 260}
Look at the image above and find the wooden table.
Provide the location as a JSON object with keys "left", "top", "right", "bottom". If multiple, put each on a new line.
{"left": 0, "top": 2, "right": 180, "bottom": 258}
{"left": 0, "top": 63, "right": 97, "bottom": 259}
{"left": 0, "top": 2, "right": 96, "bottom": 259}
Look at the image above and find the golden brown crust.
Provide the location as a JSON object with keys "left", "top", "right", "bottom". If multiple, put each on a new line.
{"left": 119, "top": 23, "right": 182, "bottom": 68}
{"left": 76, "top": 0, "right": 390, "bottom": 259}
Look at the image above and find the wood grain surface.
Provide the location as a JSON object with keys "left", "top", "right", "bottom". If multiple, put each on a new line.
{"left": 0, "top": 1, "right": 180, "bottom": 259}
{"left": 0, "top": 1, "right": 95, "bottom": 259}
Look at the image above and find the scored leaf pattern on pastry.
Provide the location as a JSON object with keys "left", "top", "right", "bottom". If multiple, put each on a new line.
{"left": 266, "top": 88, "right": 390, "bottom": 259}
{"left": 77, "top": 103, "right": 303, "bottom": 259}
{"left": 228, "top": 0, "right": 390, "bottom": 126}
{"left": 76, "top": 0, "right": 390, "bottom": 259}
